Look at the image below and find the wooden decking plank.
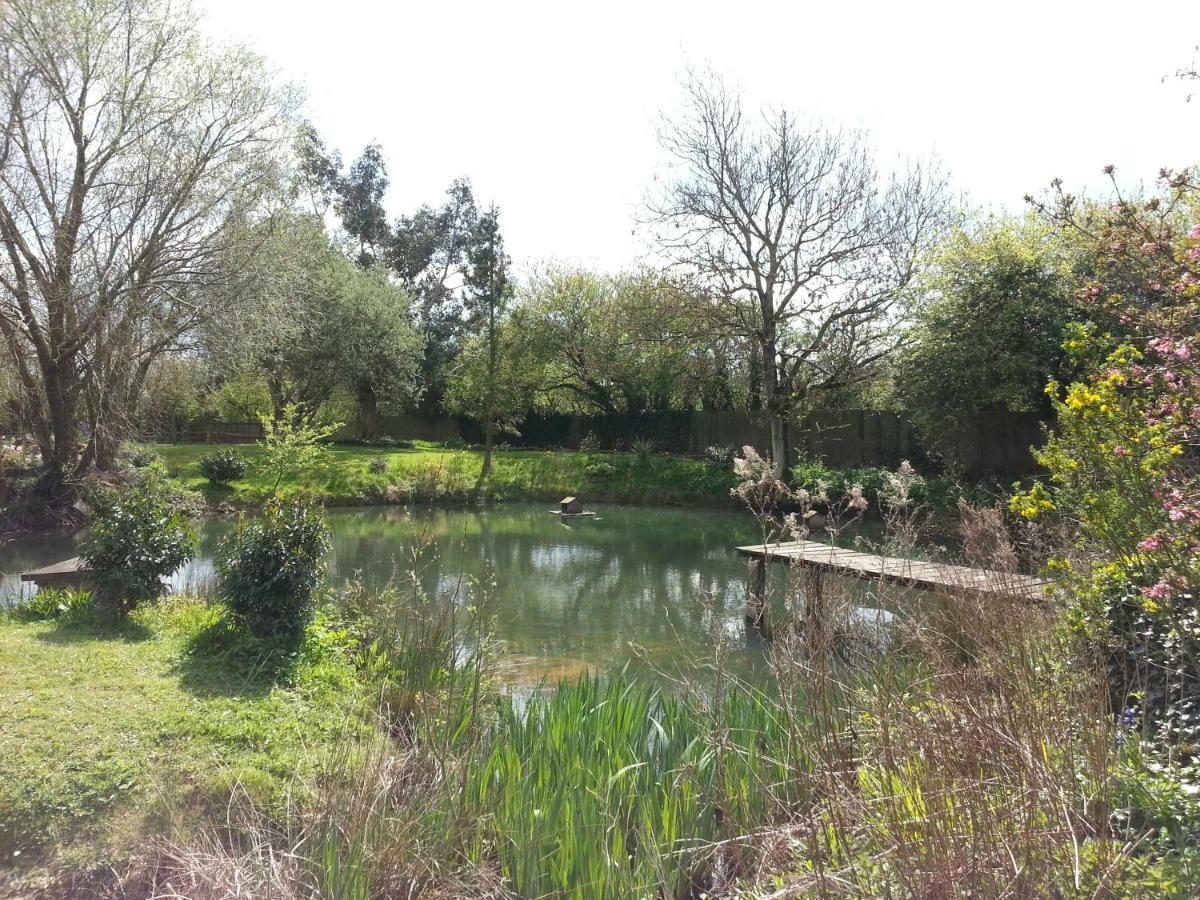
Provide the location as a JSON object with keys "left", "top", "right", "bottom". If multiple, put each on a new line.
{"left": 737, "top": 540, "right": 1050, "bottom": 599}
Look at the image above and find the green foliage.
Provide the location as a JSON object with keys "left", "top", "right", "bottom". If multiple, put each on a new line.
{"left": 216, "top": 499, "right": 330, "bottom": 637}
{"left": 80, "top": 481, "right": 195, "bottom": 614}
{"left": 258, "top": 407, "right": 342, "bottom": 494}
{"left": 197, "top": 449, "right": 249, "bottom": 485}
{"left": 631, "top": 436, "right": 655, "bottom": 463}
{"left": 895, "top": 216, "right": 1085, "bottom": 465}
{"left": 7, "top": 587, "right": 92, "bottom": 623}
{"left": 791, "top": 458, "right": 962, "bottom": 509}
{"left": 464, "top": 675, "right": 810, "bottom": 897}
{"left": 154, "top": 441, "right": 741, "bottom": 507}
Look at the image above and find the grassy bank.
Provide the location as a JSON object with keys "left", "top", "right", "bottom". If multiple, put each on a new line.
{"left": 151, "top": 441, "right": 739, "bottom": 508}
{"left": 0, "top": 599, "right": 369, "bottom": 879}
{"left": 4, "top": 580, "right": 1194, "bottom": 897}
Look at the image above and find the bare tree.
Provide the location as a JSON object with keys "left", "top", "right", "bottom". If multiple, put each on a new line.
{"left": 648, "top": 70, "right": 952, "bottom": 477}
{"left": 0, "top": 0, "right": 295, "bottom": 501}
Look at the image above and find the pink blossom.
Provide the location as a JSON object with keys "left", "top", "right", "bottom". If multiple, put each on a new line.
{"left": 1113, "top": 446, "right": 1129, "bottom": 457}
{"left": 1137, "top": 535, "right": 1161, "bottom": 552}
{"left": 1189, "top": 223, "right": 1200, "bottom": 239}
{"left": 1141, "top": 581, "right": 1173, "bottom": 600}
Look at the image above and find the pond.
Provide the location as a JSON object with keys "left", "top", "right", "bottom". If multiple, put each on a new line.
{"left": 0, "top": 503, "right": 900, "bottom": 688}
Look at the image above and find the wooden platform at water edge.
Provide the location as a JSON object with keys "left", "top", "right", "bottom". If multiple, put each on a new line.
{"left": 20, "top": 557, "right": 92, "bottom": 590}
{"left": 736, "top": 541, "right": 1052, "bottom": 602}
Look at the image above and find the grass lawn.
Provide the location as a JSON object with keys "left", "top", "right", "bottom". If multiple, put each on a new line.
{"left": 151, "top": 441, "right": 739, "bottom": 507}
{"left": 0, "top": 599, "right": 368, "bottom": 875}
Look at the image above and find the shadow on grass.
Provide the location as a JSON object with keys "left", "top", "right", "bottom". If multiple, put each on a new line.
{"left": 175, "top": 617, "right": 304, "bottom": 698}
{"left": 32, "top": 611, "right": 154, "bottom": 644}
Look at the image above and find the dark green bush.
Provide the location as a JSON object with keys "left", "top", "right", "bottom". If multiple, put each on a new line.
{"left": 198, "top": 448, "right": 249, "bottom": 485}
{"left": 367, "top": 456, "right": 389, "bottom": 475}
{"left": 216, "top": 499, "right": 330, "bottom": 637}
{"left": 80, "top": 484, "right": 195, "bottom": 614}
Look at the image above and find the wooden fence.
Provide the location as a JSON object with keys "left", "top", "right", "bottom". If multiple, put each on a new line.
{"left": 150, "top": 409, "right": 1045, "bottom": 477}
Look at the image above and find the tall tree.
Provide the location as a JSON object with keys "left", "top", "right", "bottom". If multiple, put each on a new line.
{"left": 337, "top": 144, "right": 390, "bottom": 265}
{"left": 894, "top": 215, "right": 1085, "bottom": 466}
{"left": 0, "top": 0, "right": 294, "bottom": 499}
{"left": 648, "top": 70, "right": 952, "bottom": 477}
{"left": 389, "top": 179, "right": 479, "bottom": 414}
{"left": 202, "top": 215, "right": 421, "bottom": 427}
{"left": 462, "top": 206, "right": 511, "bottom": 477}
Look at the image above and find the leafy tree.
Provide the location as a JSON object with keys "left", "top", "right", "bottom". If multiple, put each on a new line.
{"left": 337, "top": 144, "right": 391, "bottom": 265}
{"left": 462, "top": 206, "right": 512, "bottom": 477}
{"left": 203, "top": 216, "right": 422, "bottom": 428}
{"left": 894, "top": 216, "right": 1084, "bottom": 466}
{"left": 389, "top": 180, "right": 480, "bottom": 414}
{"left": 516, "top": 267, "right": 743, "bottom": 415}
{"left": 0, "top": 0, "right": 295, "bottom": 500}
{"left": 258, "top": 406, "right": 341, "bottom": 494}
{"left": 648, "top": 69, "right": 952, "bottom": 477}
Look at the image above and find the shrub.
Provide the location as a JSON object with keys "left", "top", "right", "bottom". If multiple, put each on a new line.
{"left": 631, "top": 437, "right": 655, "bottom": 464}
{"left": 578, "top": 431, "right": 601, "bottom": 453}
{"left": 80, "top": 483, "right": 195, "bottom": 614}
{"left": 367, "top": 457, "right": 389, "bottom": 475}
{"left": 216, "top": 499, "right": 330, "bottom": 637}
{"left": 9, "top": 587, "right": 92, "bottom": 623}
{"left": 258, "top": 407, "right": 342, "bottom": 494}
{"left": 118, "top": 446, "right": 161, "bottom": 469}
{"left": 198, "top": 449, "right": 248, "bottom": 485}
{"left": 703, "top": 444, "right": 736, "bottom": 468}
{"left": 584, "top": 461, "right": 618, "bottom": 479}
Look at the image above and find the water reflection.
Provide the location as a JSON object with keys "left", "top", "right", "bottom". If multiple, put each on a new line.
{"left": 0, "top": 503, "right": 903, "bottom": 687}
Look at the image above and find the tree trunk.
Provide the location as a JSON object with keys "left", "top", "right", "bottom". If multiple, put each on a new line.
{"left": 481, "top": 420, "right": 494, "bottom": 478}
{"left": 770, "top": 415, "right": 790, "bottom": 481}
{"left": 355, "top": 381, "right": 381, "bottom": 440}
{"left": 760, "top": 328, "right": 790, "bottom": 480}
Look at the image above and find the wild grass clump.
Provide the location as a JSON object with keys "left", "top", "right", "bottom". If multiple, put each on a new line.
{"left": 6, "top": 586, "right": 93, "bottom": 623}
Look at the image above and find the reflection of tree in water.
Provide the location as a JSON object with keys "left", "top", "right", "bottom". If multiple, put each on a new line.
{"left": 314, "top": 504, "right": 757, "bottom": 673}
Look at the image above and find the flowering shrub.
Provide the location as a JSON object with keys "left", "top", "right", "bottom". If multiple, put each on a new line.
{"left": 1015, "top": 174, "right": 1199, "bottom": 746}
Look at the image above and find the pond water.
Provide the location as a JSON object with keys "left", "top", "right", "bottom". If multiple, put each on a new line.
{"left": 0, "top": 503, "right": 899, "bottom": 688}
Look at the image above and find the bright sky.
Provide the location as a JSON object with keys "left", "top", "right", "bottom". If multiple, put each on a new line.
{"left": 200, "top": 0, "right": 1200, "bottom": 272}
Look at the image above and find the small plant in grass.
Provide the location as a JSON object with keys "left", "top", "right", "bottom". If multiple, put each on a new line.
{"left": 216, "top": 498, "right": 330, "bottom": 637}
{"left": 584, "top": 460, "right": 618, "bottom": 479}
{"left": 80, "top": 482, "right": 195, "bottom": 614}
{"left": 258, "top": 406, "right": 342, "bottom": 495}
{"left": 703, "top": 444, "right": 736, "bottom": 468}
{"left": 198, "top": 448, "right": 248, "bottom": 485}
{"left": 578, "top": 431, "right": 601, "bottom": 453}
{"left": 367, "top": 456, "right": 389, "bottom": 475}
{"left": 631, "top": 436, "right": 655, "bottom": 463}
{"left": 8, "top": 587, "right": 92, "bottom": 623}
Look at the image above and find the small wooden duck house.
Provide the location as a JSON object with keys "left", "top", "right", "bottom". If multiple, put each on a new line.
{"left": 550, "top": 496, "right": 597, "bottom": 518}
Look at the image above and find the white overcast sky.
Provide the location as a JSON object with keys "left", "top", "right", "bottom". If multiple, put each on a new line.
{"left": 199, "top": 0, "right": 1200, "bottom": 272}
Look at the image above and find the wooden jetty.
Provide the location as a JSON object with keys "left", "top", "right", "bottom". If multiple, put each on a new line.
{"left": 737, "top": 540, "right": 1052, "bottom": 637}
{"left": 21, "top": 557, "right": 93, "bottom": 590}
